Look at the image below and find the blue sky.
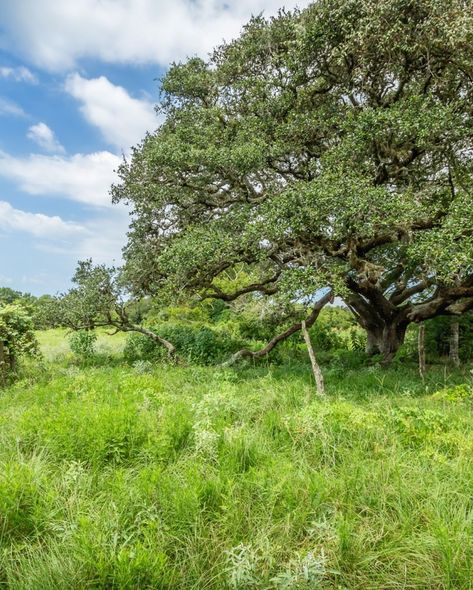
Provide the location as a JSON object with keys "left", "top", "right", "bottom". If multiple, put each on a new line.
{"left": 0, "top": 0, "right": 308, "bottom": 295}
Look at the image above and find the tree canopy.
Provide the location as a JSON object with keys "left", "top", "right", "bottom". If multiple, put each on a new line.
{"left": 112, "top": 0, "right": 473, "bottom": 362}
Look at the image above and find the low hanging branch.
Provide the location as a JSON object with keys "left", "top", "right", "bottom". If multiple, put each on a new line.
{"left": 223, "top": 289, "right": 334, "bottom": 366}
{"left": 62, "top": 315, "right": 179, "bottom": 361}
{"left": 107, "top": 320, "right": 178, "bottom": 359}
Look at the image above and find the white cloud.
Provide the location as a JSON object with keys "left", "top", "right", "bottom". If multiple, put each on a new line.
{"left": 0, "top": 150, "right": 121, "bottom": 208}
{"left": 35, "top": 208, "right": 128, "bottom": 265}
{"left": 27, "top": 122, "right": 65, "bottom": 154}
{"left": 0, "top": 66, "right": 37, "bottom": 83}
{"left": 0, "top": 1, "right": 311, "bottom": 71}
{"left": 65, "top": 73, "right": 157, "bottom": 151}
{"left": 0, "top": 200, "right": 86, "bottom": 238}
{"left": 0, "top": 97, "right": 26, "bottom": 117}
{"left": 0, "top": 199, "right": 128, "bottom": 267}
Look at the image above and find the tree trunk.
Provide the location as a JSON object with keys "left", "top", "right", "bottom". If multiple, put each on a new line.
{"left": 365, "top": 328, "right": 381, "bottom": 355}
{"left": 364, "top": 321, "right": 408, "bottom": 365}
{"left": 301, "top": 320, "right": 325, "bottom": 395}
{"left": 346, "top": 296, "right": 408, "bottom": 364}
{"left": 450, "top": 321, "right": 460, "bottom": 367}
{"left": 418, "top": 323, "right": 426, "bottom": 379}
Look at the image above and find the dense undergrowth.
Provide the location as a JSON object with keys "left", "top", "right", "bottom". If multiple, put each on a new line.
{"left": 1, "top": 331, "right": 473, "bottom": 588}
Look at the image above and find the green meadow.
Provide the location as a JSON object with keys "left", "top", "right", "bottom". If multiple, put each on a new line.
{"left": 1, "top": 330, "right": 473, "bottom": 589}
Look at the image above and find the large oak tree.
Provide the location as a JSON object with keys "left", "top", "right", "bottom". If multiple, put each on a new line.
{"left": 112, "top": 0, "right": 473, "bottom": 363}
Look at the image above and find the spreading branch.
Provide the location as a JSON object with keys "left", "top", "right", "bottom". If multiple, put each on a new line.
{"left": 223, "top": 289, "right": 334, "bottom": 366}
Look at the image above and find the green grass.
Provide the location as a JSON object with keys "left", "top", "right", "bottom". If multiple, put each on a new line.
{"left": 1, "top": 331, "right": 473, "bottom": 588}
{"left": 36, "top": 328, "right": 127, "bottom": 362}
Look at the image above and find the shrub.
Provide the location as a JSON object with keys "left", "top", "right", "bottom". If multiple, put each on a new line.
{"left": 69, "top": 330, "right": 97, "bottom": 359}
{"left": 432, "top": 384, "right": 473, "bottom": 402}
{"left": 389, "top": 406, "right": 449, "bottom": 445}
{"left": 426, "top": 313, "right": 473, "bottom": 360}
{"left": 123, "top": 331, "right": 161, "bottom": 363}
{"left": 124, "top": 323, "right": 242, "bottom": 365}
{"left": 0, "top": 304, "right": 40, "bottom": 385}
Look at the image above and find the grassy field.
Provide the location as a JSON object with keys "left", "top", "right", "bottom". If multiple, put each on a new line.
{"left": 1, "top": 331, "right": 473, "bottom": 588}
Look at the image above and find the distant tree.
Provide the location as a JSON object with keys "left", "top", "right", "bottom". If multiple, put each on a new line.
{"left": 112, "top": 0, "right": 473, "bottom": 363}
{"left": 0, "top": 287, "right": 23, "bottom": 305}
{"left": 0, "top": 304, "right": 39, "bottom": 385}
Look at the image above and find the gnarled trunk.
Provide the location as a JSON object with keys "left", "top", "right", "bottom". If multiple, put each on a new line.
{"left": 377, "top": 322, "right": 408, "bottom": 364}
{"left": 365, "top": 329, "right": 381, "bottom": 355}
{"left": 364, "top": 320, "right": 408, "bottom": 364}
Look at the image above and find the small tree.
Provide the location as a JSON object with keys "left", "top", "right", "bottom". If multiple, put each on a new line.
{"left": 0, "top": 304, "right": 39, "bottom": 385}
{"left": 55, "top": 260, "right": 178, "bottom": 360}
{"left": 69, "top": 330, "right": 98, "bottom": 360}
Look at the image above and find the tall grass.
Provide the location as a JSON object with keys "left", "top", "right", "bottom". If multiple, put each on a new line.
{"left": 0, "top": 331, "right": 472, "bottom": 588}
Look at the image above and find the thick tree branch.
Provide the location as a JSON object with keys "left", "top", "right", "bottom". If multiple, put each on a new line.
{"left": 389, "top": 279, "right": 432, "bottom": 305}
{"left": 202, "top": 271, "right": 281, "bottom": 302}
{"left": 223, "top": 289, "right": 334, "bottom": 366}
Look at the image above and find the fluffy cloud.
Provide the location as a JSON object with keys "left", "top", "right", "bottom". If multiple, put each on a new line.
{"left": 0, "top": 199, "right": 128, "bottom": 266}
{"left": 0, "top": 0, "right": 311, "bottom": 71}
{"left": 0, "top": 200, "right": 86, "bottom": 237}
{"left": 27, "top": 122, "right": 65, "bottom": 154}
{"left": 0, "top": 150, "right": 121, "bottom": 208}
{"left": 65, "top": 74, "right": 157, "bottom": 151}
{"left": 34, "top": 208, "right": 129, "bottom": 265}
{"left": 0, "top": 97, "right": 26, "bottom": 117}
{"left": 0, "top": 65, "right": 37, "bottom": 83}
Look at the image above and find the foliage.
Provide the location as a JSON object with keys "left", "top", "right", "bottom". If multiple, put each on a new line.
{"left": 54, "top": 260, "right": 178, "bottom": 359}
{"left": 432, "top": 383, "right": 473, "bottom": 402}
{"left": 0, "top": 304, "right": 39, "bottom": 384}
{"left": 30, "top": 295, "right": 60, "bottom": 330}
{"left": 124, "top": 322, "right": 241, "bottom": 365}
{"left": 0, "top": 287, "right": 24, "bottom": 305}
{"left": 309, "top": 308, "right": 367, "bottom": 353}
{"left": 113, "top": 0, "right": 473, "bottom": 363}
{"left": 69, "top": 330, "right": 97, "bottom": 360}
{"left": 0, "top": 287, "right": 58, "bottom": 330}
{"left": 426, "top": 313, "right": 473, "bottom": 360}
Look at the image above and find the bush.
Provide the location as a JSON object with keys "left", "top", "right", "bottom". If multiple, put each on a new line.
{"left": 124, "top": 323, "right": 242, "bottom": 365}
{"left": 0, "top": 304, "right": 40, "bottom": 385}
{"left": 69, "top": 330, "right": 97, "bottom": 359}
{"left": 432, "top": 384, "right": 473, "bottom": 402}
{"left": 123, "top": 332, "right": 161, "bottom": 363}
{"left": 416, "top": 313, "right": 473, "bottom": 361}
